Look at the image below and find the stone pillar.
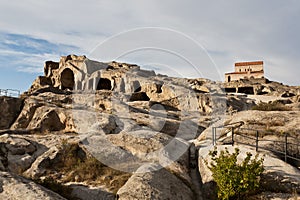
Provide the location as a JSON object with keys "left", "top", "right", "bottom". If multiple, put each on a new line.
{"left": 75, "top": 81, "right": 82, "bottom": 91}
{"left": 86, "top": 79, "right": 91, "bottom": 90}
{"left": 93, "top": 78, "right": 100, "bottom": 90}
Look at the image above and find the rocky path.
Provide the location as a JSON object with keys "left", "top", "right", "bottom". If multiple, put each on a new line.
{"left": 189, "top": 143, "right": 203, "bottom": 200}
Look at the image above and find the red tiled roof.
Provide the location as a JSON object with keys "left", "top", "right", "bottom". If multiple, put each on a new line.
{"left": 235, "top": 61, "right": 263, "bottom": 67}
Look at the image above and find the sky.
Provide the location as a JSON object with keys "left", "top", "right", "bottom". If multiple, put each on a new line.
{"left": 0, "top": 0, "right": 299, "bottom": 92}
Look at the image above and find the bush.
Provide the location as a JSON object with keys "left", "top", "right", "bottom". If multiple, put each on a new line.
{"left": 206, "top": 147, "right": 264, "bottom": 200}
{"left": 252, "top": 101, "right": 290, "bottom": 111}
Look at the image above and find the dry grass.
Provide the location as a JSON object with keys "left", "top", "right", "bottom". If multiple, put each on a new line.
{"left": 252, "top": 101, "right": 291, "bottom": 111}
{"left": 56, "top": 140, "right": 131, "bottom": 194}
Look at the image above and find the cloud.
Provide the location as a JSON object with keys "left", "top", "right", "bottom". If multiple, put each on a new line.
{"left": 0, "top": 33, "right": 81, "bottom": 73}
{"left": 0, "top": 0, "right": 299, "bottom": 85}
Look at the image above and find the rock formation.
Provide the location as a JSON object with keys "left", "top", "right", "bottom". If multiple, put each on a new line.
{"left": 0, "top": 55, "right": 299, "bottom": 199}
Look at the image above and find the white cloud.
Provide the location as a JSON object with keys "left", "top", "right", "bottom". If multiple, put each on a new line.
{"left": 0, "top": 0, "right": 299, "bottom": 85}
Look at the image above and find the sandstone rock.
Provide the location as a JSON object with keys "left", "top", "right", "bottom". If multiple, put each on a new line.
{"left": 68, "top": 184, "right": 115, "bottom": 200}
{"left": 226, "top": 110, "right": 300, "bottom": 135}
{"left": 7, "top": 153, "right": 34, "bottom": 173}
{"left": 0, "top": 134, "right": 36, "bottom": 155}
{"left": 44, "top": 61, "right": 59, "bottom": 78}
{"left": 81, "top": 133, "right": 141, "bottom": 172}
{"left": 2, "top": 55, "right": 299, "bottom": 199}
{"left": 227, "top": 95, "right": 255, "bottom": 112}
{"left": 11, "top": 98, "right": 42, "bottom": 130}
{"left": 117, "top": 164, "right": 194, "bottom": 200}
{"left": 0, "top": 171, "right": 66, "bottom": 200}
{"left": 29, "top": 76, "right": 53, "bottom": 92}
{"left": 0, "top": 96, "right": 23, "bottom": 130}
{"left": 108, "top": 130, "right": 192, "bottom": 184}
{"left": 27, "top": 107, "right": 65, "bottom": 132}
{"left": 24, "top": 146, "right": 60, "bottom": 179}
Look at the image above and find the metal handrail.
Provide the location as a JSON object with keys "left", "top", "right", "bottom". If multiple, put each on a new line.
{"left": 0, "top": 89, "right": 20, "bottom": 97}
{"left": 212, "top": 125, "right": 300, "bottom": 163}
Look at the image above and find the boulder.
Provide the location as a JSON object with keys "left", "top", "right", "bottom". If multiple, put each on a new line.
{"left": 0, "top": 134, "right": 36, "bottom": 155}
{"left": 23, "top": 146, "right": 60, "bottom": 179}
{"left": 7, "top": 153, "right": 34, "bottom": 173}
{"left": 0, "top": 96, "right": 23, "bottom": 129}
{"left": 26, "top": 107, "right": 65, "bottom": 132}
{"left": 108, "top": 131, "right": 192, "bottom": 184}
{"left": 117, "top": 164, "right": 194, "bottom": 200}
{"left": 11, "top": 98, "right": 42, "bottom": 130}
{"left": 0, "top": 171, "right": 66, "bottom": 200}
{"left": 68, "top": 184, "right": 115, "bottom": 200}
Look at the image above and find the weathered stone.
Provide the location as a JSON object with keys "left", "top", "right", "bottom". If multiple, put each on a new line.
{"left": 27, "top": 107, "right": 65, "bottom": 132}
{"left": 0, "top": 134, "right": 36, "bottom": 155}
{"left": 0, "top": 96, "right": 23, "bottom": 130}
{"left": 117, "top": 164, "right": 194, "bottom": 200}
{"left": 7, "top": 153, "right": 34, "bottom": 173}
{"left": 11, "top": 98, "right": 42, "bottom": 130}
{"left": 69, "top": 184, "right": 115, "bottom": 200}
{"left": 23, "top": 146, "right": 60, "bottom": 179}
{"left": 0, "top": 171, "right": 66, "bottom": 200}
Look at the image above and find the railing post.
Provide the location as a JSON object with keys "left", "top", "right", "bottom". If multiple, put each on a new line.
{"left": 256, "top": 131, "right": 259, "bottom": 152}
{"left": 231, "top": 127, "right": 234, "bottom": 146}
{"left": 285, "top": 133, "right": 288, "bottom": 162}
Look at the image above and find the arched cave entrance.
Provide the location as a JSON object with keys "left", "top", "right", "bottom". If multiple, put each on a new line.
{"left": 129, "top": 92, "right": 150, "bottom": 101}
{"left": 97, "top": 78, "right": 112, "bottom": 90}
{"left": 61, "top": 68, "right": 75, "bottom": 90}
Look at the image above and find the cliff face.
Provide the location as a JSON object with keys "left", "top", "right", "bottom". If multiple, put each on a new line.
{"left": 0, "top": 55, "right": 300, "bottom": 199}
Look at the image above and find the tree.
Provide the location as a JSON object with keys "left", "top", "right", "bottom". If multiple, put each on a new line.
{"left": 206, "top": 147, "right": 264, "bottom": 200}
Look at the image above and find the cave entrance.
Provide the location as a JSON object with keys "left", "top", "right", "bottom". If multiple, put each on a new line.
{"left": 61, "top": 68, "right": 75, "bottom": 90}
{"left": 129, "top": 92, "right": 150, "bottom": 101}
{"left": 97, "top": 78, "right": 112, "bottom": 90}
{"left": 225, "top": 88, "right": 236, "bottom": 93}
{"left": 237, "top": 87, "right": 254, "bottom": 94}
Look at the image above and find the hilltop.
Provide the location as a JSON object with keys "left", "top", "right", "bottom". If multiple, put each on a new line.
{"left": 0, "top": 55, "right": 299, "bottom": 199}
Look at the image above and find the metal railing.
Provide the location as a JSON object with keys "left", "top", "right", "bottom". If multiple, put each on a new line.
{"left": 212, "top": 126, "right": 300, "bottom": 163}
{"left": 0, "top": 89, "right": 20, "bottom": 97}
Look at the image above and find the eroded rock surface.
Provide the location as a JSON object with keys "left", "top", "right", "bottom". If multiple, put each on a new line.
{"left": 0, "top": 55, "right": 299, "bottom": 199}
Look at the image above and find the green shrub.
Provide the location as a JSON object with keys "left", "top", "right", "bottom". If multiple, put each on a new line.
{"left": 252, "top": 101, "right": 290, "bottom": 111}
{"left": 207, "top": 147, "right": 264, "bottom": 200}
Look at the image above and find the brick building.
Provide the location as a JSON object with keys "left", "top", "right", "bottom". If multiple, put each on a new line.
{"left": 225, "top": 61, "right": 264, "bottom": 82}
